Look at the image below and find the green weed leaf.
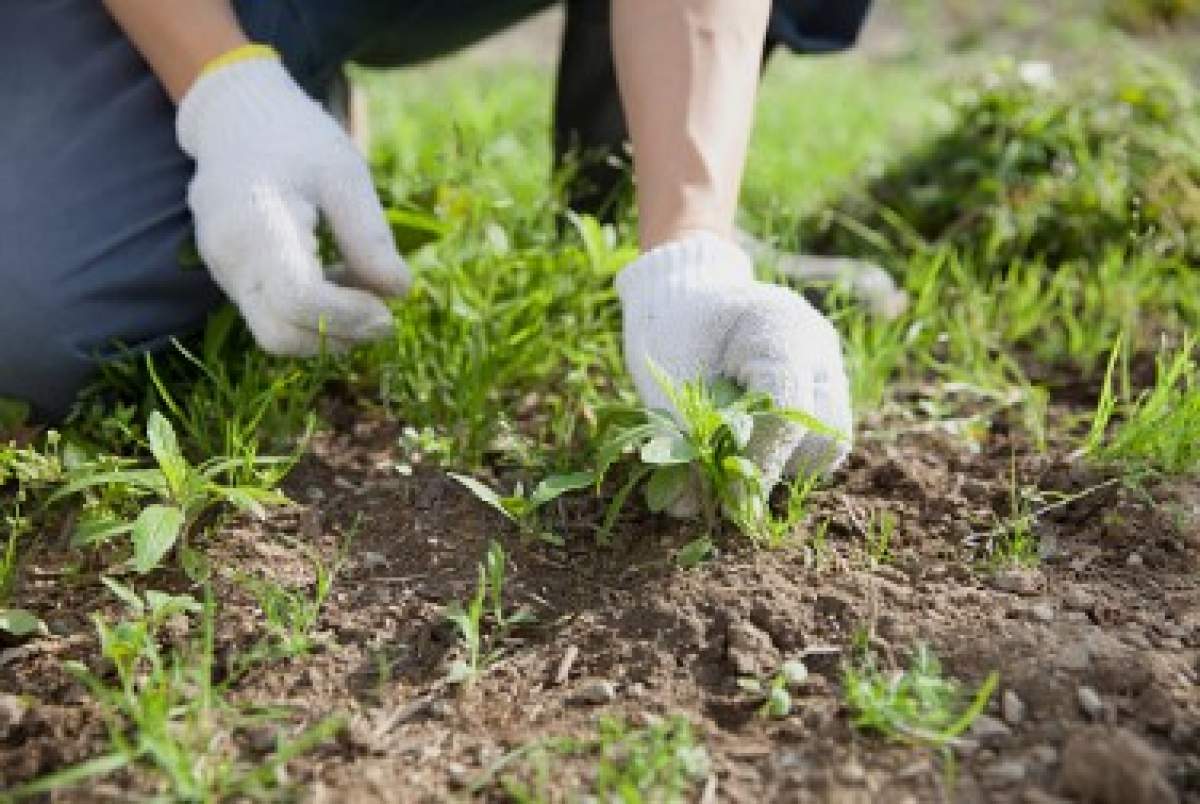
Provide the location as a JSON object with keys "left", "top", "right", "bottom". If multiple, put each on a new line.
{"left": 528, "top": 472, "right": 595, "bottom": 508}
{"left": 0, "top": 607, "right": 44, "bottom": 637}
{"left": 640, "top": 434, "right": 697, "bottom": 465}
{"left": 450, "top": 473, "right": 514, "bottom": 522}
{"left": 131, "top": 505, "right": 185, "bottom": 574}
{"left": 101, "top": 576, "right": 145, "bottom": 615}
{"left": 644, "top": 464, "right": 691, "bottom": 513}
{"left": 146, "top": 412, "right": 188, "bottom": 498}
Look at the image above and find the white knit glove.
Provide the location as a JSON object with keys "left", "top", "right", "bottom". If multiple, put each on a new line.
{"left": 617, "top": 232, "right": 853, "bottom": 505}
{"left": 177, "top": 53, "right": 409, "bottom": 355}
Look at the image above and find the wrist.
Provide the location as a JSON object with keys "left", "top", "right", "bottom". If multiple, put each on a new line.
{"left": 616, "top": 231, "right": 754, "bottom": 306}
{"left": 176, "top": 52, "right": 303, "bottom": 158}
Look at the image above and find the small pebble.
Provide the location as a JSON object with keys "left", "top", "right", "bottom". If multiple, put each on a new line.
{"left": 1029, "top": 745, "right": 1059, "bottom": 766}
{"left": 360, "top": 551, "right": 388, "bottom": 569}
{"left": 446, "top": 762, "right": 469, "bottom": 788}
{"left": 837, "top": 759, "right": 866, "bottom": 784}
{"left": 982, "top": 759, "right": 1027, "bottom": 787}
{"left": 572, "top": 679, "right": 617, "bottom": 705}
{"left": 1063, "top": 588, "right": 1093, "bottom": 611}
{"left": 0, "top": 693, "right": 28, "bottom": 740}
{"left": 1002, "top": 689, "right": 1026, "bottom": 726}
{"left": 993, "top": 569, "right": 1042, "bottom": 596}
{"left": 1077, "top": 686, "right": 1104, "bottom": 720}
{"left": 1030, "top": 603, "right": 1055, "bottom": 624}
{"left": 970, "top": 715, "right": 1013, "bottom": 746}
{"left": 1127, "top": 552, "right": 1144, "bottom": 567}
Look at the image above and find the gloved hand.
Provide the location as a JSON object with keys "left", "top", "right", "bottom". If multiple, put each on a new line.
{"left": 177, "top": 48, "right": 409, "bottom": 355}
{"left": 617, "top": 232, "right": 853, "bottom": 511}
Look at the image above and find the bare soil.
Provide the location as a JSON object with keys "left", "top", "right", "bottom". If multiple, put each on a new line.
{"left": 3, "top": 389, "right": 1198, "bottom": 803}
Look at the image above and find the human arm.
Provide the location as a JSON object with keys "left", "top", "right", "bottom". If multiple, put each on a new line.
{"left": 610, "top": 1, "right": 853, "bottom": 500}
{"left": 101, "top": 0, "right": 248, "bottom": 102}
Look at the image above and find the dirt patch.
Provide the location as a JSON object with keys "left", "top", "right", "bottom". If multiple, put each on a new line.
{"left": 3, "top": 396, "right": 1198, "bottom": 802}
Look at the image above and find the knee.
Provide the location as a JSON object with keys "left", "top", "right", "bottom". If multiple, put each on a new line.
{"left": 0, "top": 325, "right": 96, "bottom": 423}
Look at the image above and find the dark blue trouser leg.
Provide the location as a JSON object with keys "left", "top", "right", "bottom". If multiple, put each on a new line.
{"left": 0, "top": 0, "right": 552, "bottom": 421}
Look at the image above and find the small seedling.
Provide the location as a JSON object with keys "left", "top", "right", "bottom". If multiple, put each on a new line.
{"left": 235, "top": 552, "right": 337, "bottom": 664}
{"left": 50, "top": 412, "right": 287, "bottom": 574}
{"left": 444, "top": 540, "right": 535, "bottom": 685}
{"left": 842, "top": 643, "right": 997, "bottom": 748}
{"left": 864, "top": 509, "right": 897, "bottom": 566}
{"left": 594, "top": 370, "right": 843, "bottom": 545}
{"left": 451, "top": 471, "right": 595, "bottom": 545}
{"left": 473, "top": 715, "right": 709, "bottom": 802}
{"left": 737, "top": 659, "right": 810, "bottom": 718}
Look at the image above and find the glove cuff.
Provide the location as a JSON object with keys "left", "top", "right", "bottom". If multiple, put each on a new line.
{"left": 177, "top": 54, "right": 309, "bottom": 159}
{"left": 615, "top": 231, "right": 754, "bottom": 307}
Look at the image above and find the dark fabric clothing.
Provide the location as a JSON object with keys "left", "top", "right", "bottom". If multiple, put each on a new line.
{"left": 0, "top": 0, "right": 869, "bottom": 419}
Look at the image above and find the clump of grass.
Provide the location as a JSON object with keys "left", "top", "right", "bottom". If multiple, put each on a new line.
{"left": 7, "top": 584, "right": 342, "bottom": 801}
{"left": 235, "top": 547, "right": 341, "bottom": 666}
{"left": 1084, "top": 333, "right": 1200, "bottom": 476}
{"left": 473, "top": 715, "right": 709, "bottom": 802}
{"left": 1106, "top": 0, "right": 1200, "bottom": 32}
{"left": 360, "top": 214, "right": 627, "bottom": 471}
{"left": 804, "top": 60, "right": 1200, "bottom": 268}
{"left": 843, "top": 643, "right": 998, "bottom": 748}
{"left": 50, "top": 412, "right": 288, "bottom": 575}
{"left": 444, "top": 540, "right": 535, "bottom": 686}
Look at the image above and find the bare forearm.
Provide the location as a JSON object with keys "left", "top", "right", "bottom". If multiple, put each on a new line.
{"left": 102, "top": 0, "right": 247, "bottom": 102}
{"left": 612, "top": 0, "right": 770, "bottom": 250}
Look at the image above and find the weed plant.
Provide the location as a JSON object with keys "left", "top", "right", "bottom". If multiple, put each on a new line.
{"left": 444, "top": 540, "right": 535, "bottom": 685}
{"left": 803, "top": 61, "right": 1200, "bottom": 267}
{"left": 843, "top": 643, "right": 998, "bottom": 748}
{"left": 50, "top": 413, "right": 287, "bottom": 574}
{"left": 1085, "top": 334, "right": 1200, "bottom": 476}
{"left": 6, "top": 585, "right": 342, "bottom": 801}
{"left": 475, "top": 715, "right": 709, "bottom": 802}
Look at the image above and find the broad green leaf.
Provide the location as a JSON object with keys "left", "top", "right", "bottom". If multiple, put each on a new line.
{"left": 640, "top": 434, "right": 697, "bottom": 465}
{"left": 528, "top": 471, "right": 595, "bottom": 508}
{"left": 449, "top": 473, "right": 514, "bottom": 522}
{"left": 709, "top": 378, "right": 744, "bottom": 409}
{"left": 146, "top": 412, "right": 188, "bottom": 497}
{"left": 767, "top": 687, "right": 792, "bottom": 717}
{"left": 593, "top": 422, "right": 658, "bottom": 480}
{"left": 644, "top": 464, "right": 691, "bottom": 513}
{"left": 100, "top": 576, "right": 144, "bottom": 614}
{"left": 217, "top": 487, "right": 270, "bottom": 520}
{"left": 0, "top": 608, "right": 44, "bottom": 637}
{"left": 72, "top": 515, "right": 135, "bottom": 548}
{"left": 131, "top": 505, "right": 185, "bottom": 574}
{"left": 49, "top": 467, "right": 167, "bottom": 504}
{"left": 675, "top": 537, "right": 716, "bottom": 569}
{"left": 721, "top": 455, "right": 761, "bottom": 482}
